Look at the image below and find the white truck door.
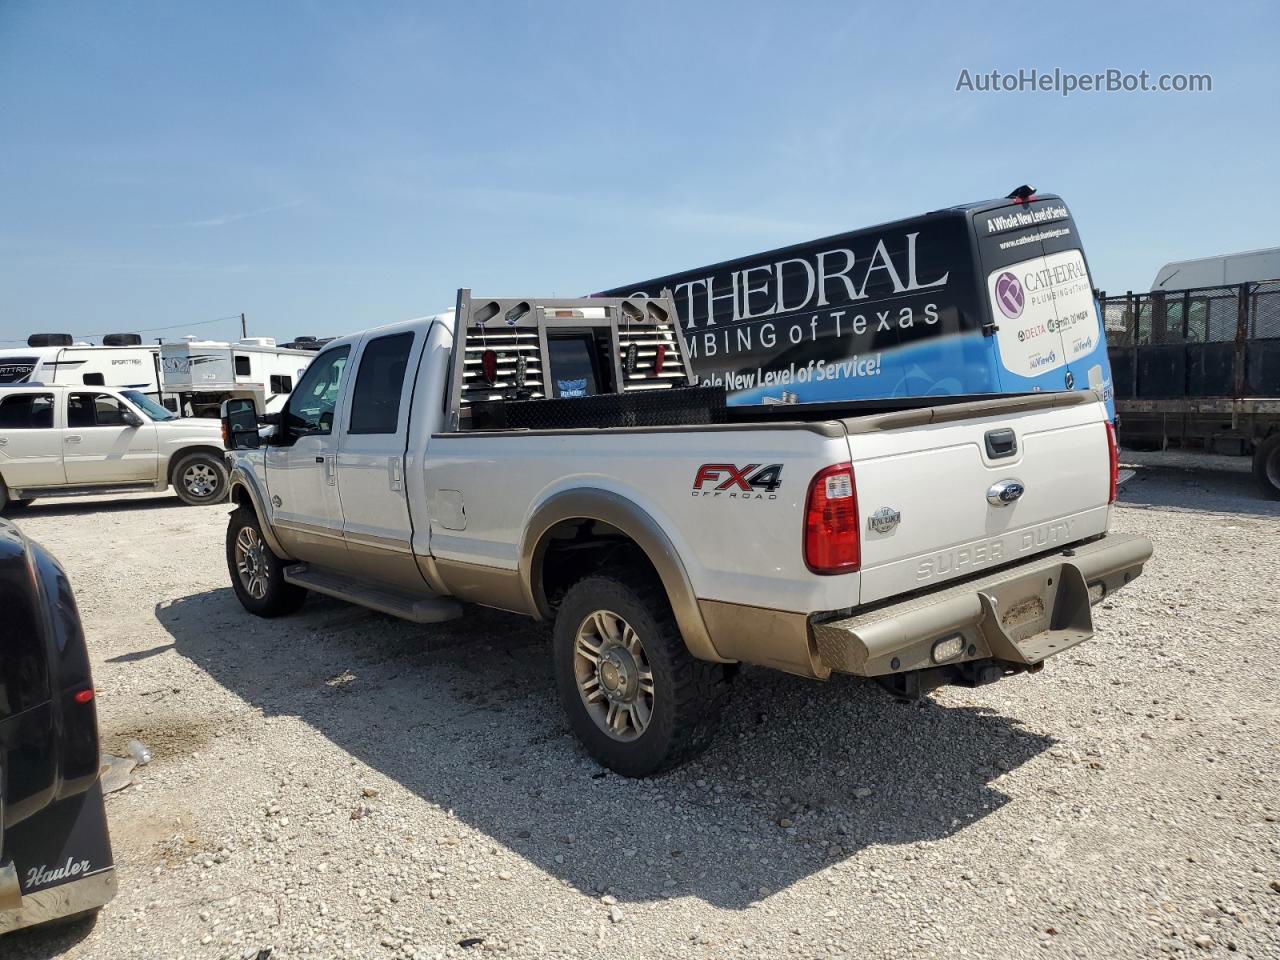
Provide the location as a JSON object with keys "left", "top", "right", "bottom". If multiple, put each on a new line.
{"left": 64, "top": 392, "right": 158, "bottom": 484}
{"left": 0, "top": 391, "right": 66, "bottom": 488}
{"left": 265, "top": 344, "right": 351, "bottom": 569}
{"left": 334, "top": 328, "right": 428, "bottom": 590}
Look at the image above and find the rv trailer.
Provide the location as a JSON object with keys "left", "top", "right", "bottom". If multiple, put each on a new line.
{"left": 0, "top": 334, "right": 317, "bottom": 416}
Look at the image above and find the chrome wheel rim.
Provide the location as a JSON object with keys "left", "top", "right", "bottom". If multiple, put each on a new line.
{"left": 235, "top": 526, "right": 270, "bottom": 600}
{"left": 1268, "top": 446, "right": 1280, "bottom": 492}
{"left": 574, "top": 609, "right": 654, "bottom": 741}
{"left": 183, "top": 462, "right": 219, "bottom": 499}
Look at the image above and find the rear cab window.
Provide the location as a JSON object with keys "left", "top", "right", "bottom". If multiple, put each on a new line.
{"left": 0, "top": 392, "right": 55, "bottom": 428}
{"left": 348, "top": 333, "right": 414, "bottom": 434}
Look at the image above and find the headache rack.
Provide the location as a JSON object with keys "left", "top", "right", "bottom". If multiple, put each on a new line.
{"left": 447, "top": 289, "right": 725, "bottom": 431}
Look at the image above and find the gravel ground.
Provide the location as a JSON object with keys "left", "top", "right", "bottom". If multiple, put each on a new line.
{"left": 5, "top": 461, "right": 1279, "bottom": 960}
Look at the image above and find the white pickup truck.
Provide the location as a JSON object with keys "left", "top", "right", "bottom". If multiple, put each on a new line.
{"left": 221, "top": 291, "right": 1152, "bottom": 776}
{"left": 0, "top": 384, "right": 228, "bottom": 511}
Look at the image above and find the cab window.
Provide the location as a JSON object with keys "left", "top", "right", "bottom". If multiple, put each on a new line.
{"left": 283, "top": 346, "right": 350, "bottom": 437}
{"left": 0, "top": 392, "right": 55, "bottom": 429}
{"left": 348, "top": 333, "right": 413, "bottom": 434}
{"left": 68, "top": 393, "right": 129, "bottom": 427}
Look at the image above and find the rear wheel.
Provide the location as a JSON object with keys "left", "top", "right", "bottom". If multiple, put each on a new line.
{"left": 552, "top": 568, "right": 733, "bottom": 777}
{"left": 1254, "top": 433, "right": 1280, "bottom": 500}
{"left": 172, "top": 452, "right": 229, "bottom": 506}
{"left": 226, "top": 507, "right": 307, "bottom": 617}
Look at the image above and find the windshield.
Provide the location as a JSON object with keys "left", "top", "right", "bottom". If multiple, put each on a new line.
{"left": 121, "top": 390, "right": 179, "bottom": 421}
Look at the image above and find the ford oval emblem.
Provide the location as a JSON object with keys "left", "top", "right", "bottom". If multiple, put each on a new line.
{"left": 986, "top": 479, "right": 1025, "bottom": 507}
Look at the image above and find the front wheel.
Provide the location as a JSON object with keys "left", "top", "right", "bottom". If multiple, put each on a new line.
{"left": 226, "top": 507, "right": 307, "bottom": 617}
{"left": 172, "top": 452, "right": 229, "bottom": 505}
{"left": 552, "top": 568, "right": 733, "bottom": 777}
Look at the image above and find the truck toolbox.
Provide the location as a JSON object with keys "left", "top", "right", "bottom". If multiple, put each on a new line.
{"left": 812, "top": 533, "right": 1152, "bottom": 678}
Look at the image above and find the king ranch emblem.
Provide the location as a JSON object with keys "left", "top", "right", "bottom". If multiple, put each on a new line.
{"left": 692, "top": 463, "right": 783, "bottom": 500}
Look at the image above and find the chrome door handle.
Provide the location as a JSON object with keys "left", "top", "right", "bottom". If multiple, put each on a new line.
{"left": 325, "top": 454, "right": 336, "bottom": 486}
{"left": 390, "top": 456, "right": 403, "bottom": 491}
{"left": 65, "top": 436, "right": 82, "bottom": 443}
{"left": 0, "top": 437, "right": 7, "bottom": 445}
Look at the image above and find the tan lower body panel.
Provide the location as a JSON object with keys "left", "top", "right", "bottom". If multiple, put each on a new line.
{"left": 698, "top": 599, "right": 829, "bottom": 680}
{"left": 431, "top": 558, "right": 534, "bottom": 616}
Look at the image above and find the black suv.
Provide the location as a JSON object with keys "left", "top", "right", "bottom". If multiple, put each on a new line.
{"left": 1, "top": 517, "right": 115, "bottom": 934}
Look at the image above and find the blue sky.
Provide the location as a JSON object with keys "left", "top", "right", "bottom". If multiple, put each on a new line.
{"left": 1, "top": 0, "right": 1276, "bottom": 345}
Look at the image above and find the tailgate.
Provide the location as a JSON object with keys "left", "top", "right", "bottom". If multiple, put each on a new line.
{"left": 846, "top": 392, "right": 1112, "bottom": 605}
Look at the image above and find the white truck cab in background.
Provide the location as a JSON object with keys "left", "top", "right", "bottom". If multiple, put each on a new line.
{"left": 222, "top": 292, "right": 1152, "bottom": 776}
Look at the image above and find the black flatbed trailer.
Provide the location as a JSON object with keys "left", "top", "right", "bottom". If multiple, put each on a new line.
{"left": 1101, "top": 280, "right": 1280, "bottom": 497}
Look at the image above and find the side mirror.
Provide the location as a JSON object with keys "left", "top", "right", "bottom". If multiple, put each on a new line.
{"left": 220, "top": 397, "right": 261, "bottom": 450}
{"left": 122, "top": 410, "right": 143, "bottom": 428}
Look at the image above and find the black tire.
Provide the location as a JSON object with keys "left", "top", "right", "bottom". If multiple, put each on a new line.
{"left": 226, "top": 506, "right": 307, "bottom": 617}
{"left": 1253, "top": 433, "right": 1280, "bottom": 500}
{"left": 0, "top": 476, "right": 17, "bottom": 514}
{"left": 172, "top": 451, "right": 229, "bottom": 506}
{"left": 552, "top": 567, "right": 733, "bottom": 777}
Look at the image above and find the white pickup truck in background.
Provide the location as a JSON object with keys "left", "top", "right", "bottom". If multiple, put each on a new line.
{"left": 0, "top": 384, "right": 228, "bottom": 511}
{"left": 221, "top": 292, "right": 1152, "bottom": 776}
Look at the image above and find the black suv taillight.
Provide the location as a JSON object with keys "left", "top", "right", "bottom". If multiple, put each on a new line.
{"left": 804, "top": 462, "right": 860, "bottom": 574}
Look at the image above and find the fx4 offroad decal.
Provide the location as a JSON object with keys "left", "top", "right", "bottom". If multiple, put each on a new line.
{"left": 692, "top": 463, "right": 783, "bottom": 501}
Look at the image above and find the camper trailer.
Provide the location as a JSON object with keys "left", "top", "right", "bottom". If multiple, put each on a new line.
{"left": 0, "top": 333, "right": 315, "bottom": 416}
{"left": 158, "top": 338, "right": 314, "bottom": 417}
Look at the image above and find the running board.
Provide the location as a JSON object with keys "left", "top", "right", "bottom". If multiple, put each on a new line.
{"left": 11, "top": 482, "right": 157, "bottom": 500}
{"left": 282, "top": 564, "right": 462, "bottom": 624}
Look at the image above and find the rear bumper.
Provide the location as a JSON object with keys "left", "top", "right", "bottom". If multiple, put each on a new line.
{"left": 698, "top": 533, "right": 1152, "bottom": 680}
{"left": 811, "top": 533, "right": 1152, "bottom": 678}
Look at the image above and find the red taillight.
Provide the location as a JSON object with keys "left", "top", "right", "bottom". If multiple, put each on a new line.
{"left": 221, "top": 421, "right": 230, "bottom": 447}
{"left": 653, "top": 343, "right": 667, "bottom": 376}
{"left": 804, "top": 462, "right": 860, "bottom": 574}
{"left": 481, "top": 349, "right": 498, "bottom": 384}
{"left": 73, "top": 688, "right": 94, "bottom": 704}
{"left": 1106, "top": 421, "right": 1119, "bottom": 503}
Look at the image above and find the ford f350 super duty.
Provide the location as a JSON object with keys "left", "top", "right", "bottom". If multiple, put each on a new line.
{"left": 220, "top": 291, "right": 1152, "bottom": 776}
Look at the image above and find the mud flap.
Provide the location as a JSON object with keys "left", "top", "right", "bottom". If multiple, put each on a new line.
{"left": 0, "top": 782, "right": 116, "bottom": 935}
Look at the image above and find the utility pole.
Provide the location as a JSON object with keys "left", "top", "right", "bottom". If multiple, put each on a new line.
{"left": 240, "top": 313, "right": 247, "bottom": 339}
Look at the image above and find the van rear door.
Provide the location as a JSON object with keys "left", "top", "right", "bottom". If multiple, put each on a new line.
{"left": 972, "top": 198, "right": 1105, "bottom": 401}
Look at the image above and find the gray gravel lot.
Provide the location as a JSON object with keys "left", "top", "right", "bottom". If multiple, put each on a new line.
{"left": 5, "top": 462, "right": 1280, "bottom": 960}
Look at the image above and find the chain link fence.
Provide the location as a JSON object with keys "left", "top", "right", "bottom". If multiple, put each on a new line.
{"left": 1102, "top": 281, "right": 1280, "bottom": 398}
